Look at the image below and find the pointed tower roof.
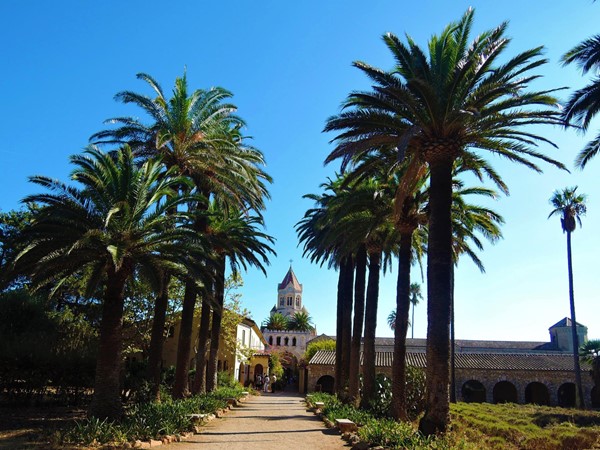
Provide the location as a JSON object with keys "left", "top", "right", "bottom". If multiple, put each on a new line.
{"left": 278, "top": 266, "right": 302, "bottom": 291}
{"left": 549, "top": 317, "right": 586, "bottom": 329}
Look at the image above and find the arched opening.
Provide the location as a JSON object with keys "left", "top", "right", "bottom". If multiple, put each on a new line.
{"left": 276, "top": 336, "right": 281, "bottom": 346}
{"left": 493, "top": 381, "right": 517, "bottom": 404}
{"left": 558, "top": 382, "right": 576, "bottom": 407}
{"left": 268, "top": 336, "right": 273, "bottom": 346}
{"left": 239, "top": 362, "right": 246, "bottom": 382}
{"left": 254, "top": 364, "right": 264, "bottom": 376}
{"left": 525, "top": 382, "right": 549, "bottom": 405}
{"left": 316, "top": 375, "right": 335, "bottom": 394}
{"left": 292, "top": 337, "right": 297, "bottom": 346}
{"left": 461, "top": 380, "right": 486, "bottom": 403}
{"left": 591, "top": 386, "right": 600, "bottom": 408}
{"left": 284, "top": 337, "right": 289, "bottom": 346}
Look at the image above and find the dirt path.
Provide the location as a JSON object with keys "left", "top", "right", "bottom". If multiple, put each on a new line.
{"left": 167, "top": 391, "right": 349, "bottom": 450}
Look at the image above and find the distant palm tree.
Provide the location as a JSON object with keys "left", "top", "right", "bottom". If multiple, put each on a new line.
{"left": 580, "top": 339, "right": 600, "bottom": 390}
{"left": 549, "top": 186, "right": 587, "bottom": 409}
{"left": 562, "top": 36, "right": 600, "bottom": 168}
{"left": 408, "top": 283, "right": 423, "bottom": 339}
{"left": 325, "top": 10, "right": 564, "bottom": 433}
{"left": 262, "top": 312, "right": 289, "bottom": 331}
{"left": 16, "top": 146, "right": 207, "bottom": 419}
{"left": 289, "top": 311, "right": 314, "bottom": 332}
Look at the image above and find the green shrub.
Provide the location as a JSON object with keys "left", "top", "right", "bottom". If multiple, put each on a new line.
{"left": 61, "top": 417, "right": 128, "bottom": 446}
{"left": 217, "top": 371, "right": 240, "bottom": 389}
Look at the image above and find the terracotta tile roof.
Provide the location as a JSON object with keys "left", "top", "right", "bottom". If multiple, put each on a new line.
{"left": 278, "top": 267, "right": 302, "bottom": 291}
{"left": 309, "top": 350, "right": 591, "bottom": 372}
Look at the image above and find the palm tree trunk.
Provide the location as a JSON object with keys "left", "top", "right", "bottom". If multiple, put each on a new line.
{"left": 341, "top": 255, "right": 354, "bottom": 400}
{"left": 89, "top": 267, "right": 129, "bottom": 420}
{"left": 348, "top": 245, "right": 367, "bottom": 404}
{"left": 450, "top": 267, "right": 456, "bottom": 403}
{"left": 173, "top": 279, "right": 197, "bottom": 398}
{"left": 567, "top": 230, "right": 585, "bottom": 408}
{"left": 206, "top": 257, "right": 226, "bottom": 392}
{"left": 411, "top": 301, "right": 415, "bottom": 339}
{"left": 192, "top": 296, "right": 212, "bottom": 394}
{"left": 419, "top": 157, "right": 453, "bottom": 436}
{"left": 335, "top": 256, "right": 354, "bottom": 397}
{"left": 146, "top": 273, "right": 170, "bottom": 401}
{"left": 391, "top": 233, "right": 412, "bottom": 421}
{"left": 360, "top": 250, "right": 380, "bottom": 409}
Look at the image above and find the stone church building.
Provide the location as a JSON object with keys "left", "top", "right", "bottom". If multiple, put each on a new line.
{"left": 261, "top": 267, "right": 317, "bottom": 367}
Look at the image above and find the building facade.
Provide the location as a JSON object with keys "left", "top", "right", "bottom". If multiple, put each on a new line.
{"left": 306, "top": 319, "right": 598, "bottom": 407}
{"left": 261, "top": 267, "right": 317, "bottom": 365}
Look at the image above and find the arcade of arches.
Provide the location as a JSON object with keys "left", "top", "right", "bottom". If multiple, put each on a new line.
{"left": 306, "top": 351, "right": 596, "bottom": 407}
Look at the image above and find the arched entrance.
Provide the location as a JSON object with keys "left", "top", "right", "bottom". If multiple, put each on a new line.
{"left": 493, "top": 381, "right": 517, "bottom": 403}
{"left": 316, "top": 375, "right": 334, "bottom": 393}
{"left": 558, "top": 382, "right": 576, "bottom": 407}
{"left": 461, "top": 380, "right": 486, "bottom": 403}
{"left": 525, "top": 382, "right": 549, "bottom": 405}
{"left": 591, "top": 386, "right": 600, "bottom": 408}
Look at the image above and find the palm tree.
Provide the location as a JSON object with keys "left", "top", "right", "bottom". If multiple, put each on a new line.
{"left": 580, "top": 340, "right": 600, "bottom": 390}
{"left": 289, "top": 311, "right": 314, "bottom": 331}
{"left": 561, "top": 36, "right": 600, "bottom": 168}
{"left": 92, "top": 72, "right": 271, "bottom": 398}
{"left": 408, "top": 283, "right": 423, "bottom": 339}
{"left": 549, "top": 186, "right": 587, "bottom": 409}
{"left": 389, "top": 283, "right": 422, "bottom": 333}
{"left": 203, "top": 204, "right": 275, "bottom": 392}
{"left": 297, "top": 177, "right": 357, "bottom": 398}
{"left": 325, "top": 10, "right": 565, "bottom": 433}
{"left": 262, "top": 312, "right": 289, "bottom": 331}
{"left": 15, "top": 146, "right": 208, "bottom": 419}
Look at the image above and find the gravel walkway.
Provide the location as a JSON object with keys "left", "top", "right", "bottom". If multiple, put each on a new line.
{"left": 167, "top": 391, "right": 349, "bottom": 450}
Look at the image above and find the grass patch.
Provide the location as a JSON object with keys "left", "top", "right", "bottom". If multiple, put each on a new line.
{"left": 450, "top": 402, "right": 600, "bottom": 449}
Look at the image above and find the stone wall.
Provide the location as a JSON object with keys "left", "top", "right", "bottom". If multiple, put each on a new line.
{"left": 308, "top": 363, "right": 595, "bottom": 406}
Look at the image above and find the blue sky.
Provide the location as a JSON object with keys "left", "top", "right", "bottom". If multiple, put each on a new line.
{"left": 1, "top": 1, "right": 599, "bottom": 342}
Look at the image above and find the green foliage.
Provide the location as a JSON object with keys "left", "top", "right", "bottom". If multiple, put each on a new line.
{"left": 303, "top": 338, "right": 335, "bottom": 363}
{"left": 288, "top": 311, "right": 314, "bottom": 331}
{"left": 405, "top": 366, "right": 426, "bottom": 420}
{"left": 0, "top": 289, "right": 97, "bottom": 405}
{"left": 358, "top": 418, "right": 433, "bottom": 449}
{"left": 367, "top": 374, "right": 392, "bottom": 418}
{"left": 268, "top": 351, "right": 284, "bottom": 378}
{"left": 56, "top": 386, "right": 244, "bottom": 445}
{"left": 262, "top": 312, "right": 289, "bottom": 330}
{"left": 61, "top": 417, "right": 128, "bottom": 446}
{"left": 217, "top": 371, "right": 242, "bottom": 389}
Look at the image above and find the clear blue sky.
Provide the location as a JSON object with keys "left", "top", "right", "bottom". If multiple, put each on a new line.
{"left": 1, "top": 1, "right": 599, "bottom": 342}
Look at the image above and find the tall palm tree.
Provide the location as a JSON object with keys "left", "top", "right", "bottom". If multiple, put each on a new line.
{"left": 561, "top": 36, "right": 600, "bottom": 168}
{"left": 203, "top": 203, "right": 275, "bottom": 392}
{"left": 325, "top": 10, "right": 565, "bottom": 433}
{"left": 15, "top": 146, "right": 208, "bottom": 419}
{"left": 549, "top": 186, "right": 587, "bottom": 409}
{"left": 408, "top": 283, "right": 423, "bottom": 339}
{"left": 91, "top": 72, "right": 271, "bottom": 398}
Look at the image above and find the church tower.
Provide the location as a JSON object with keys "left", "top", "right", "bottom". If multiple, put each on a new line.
{"left": 273, "top": 266, "right": 304, "bottom": 317}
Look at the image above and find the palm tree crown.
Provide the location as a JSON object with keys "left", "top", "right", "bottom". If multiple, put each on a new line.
{"left": 562, "top": 36, "right": 600, "bottom": 168}
{"left": 548, "top": 186, "right": 587, "bottom": 233}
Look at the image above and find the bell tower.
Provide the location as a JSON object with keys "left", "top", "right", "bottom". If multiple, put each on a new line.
{"left": 275, "top": 265, "right": 303, "bottom": 317}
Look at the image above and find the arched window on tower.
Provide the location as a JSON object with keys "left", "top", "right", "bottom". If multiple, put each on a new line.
{"left": 292, "top": 337, "right": 297, "bottom": 346}
{"left": 284, "top": 337, "right": 289, "bottom": 346}
{"left": 287, "top": 296, "right": 292, "bottom": 306}
{"left": 279, "top": 297, "right": 284, "bottom": 306}
{"left": 295, "top": 296, "right": 300, "bottom": 307}
{"left": 269, "top": 336, "right": 273, "bottom": 346}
